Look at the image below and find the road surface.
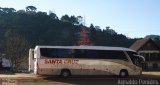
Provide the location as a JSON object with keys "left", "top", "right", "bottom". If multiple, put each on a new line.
{"left": 0, "top": 72, "right": 160, "bottom": 85}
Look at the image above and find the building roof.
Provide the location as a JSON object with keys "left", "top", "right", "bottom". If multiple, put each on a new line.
{"left": 130, "top": 38, "right": 160, "bottom": 51}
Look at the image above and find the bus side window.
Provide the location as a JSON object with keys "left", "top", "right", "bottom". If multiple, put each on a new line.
{"left": 100, "top": 50, "right": 128, "bottom": 60}
{"left": 40, "top": 48, "right": 57, "bottom": 58}
{"left": 56, "top": 49, "right": 72, "bottom": 58}
{"left": 74, "top": 49, "right": 98, "bottom": 59}
{"left": 86, "top": 50, "right": 98, "bottom": 58}
{"left": 74, "top": 49, "right": 85, "bottom": 58}
{"left": 40, "top": 48, "right": 73, "bottom": 58}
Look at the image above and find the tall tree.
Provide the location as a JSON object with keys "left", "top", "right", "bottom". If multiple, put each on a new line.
{"left": 61, "top": 15, "right": 69, "bottom": 21}
{"left": 26, "top": 6, "right": 37, "bottom": 12}
{"left": 0, "top": 7, "right": 16, "bottom": 13}
{"left": 77, "top": 16, "right": 83, "bottom": 25}
{"left": 49, "top": 11, "right": 58, "bottom": 20}
{"left": 61, "top": 15, "right": 79, "bottom": 25}
{"left": 4, "top": 31, "right": 29, "bottom": 69}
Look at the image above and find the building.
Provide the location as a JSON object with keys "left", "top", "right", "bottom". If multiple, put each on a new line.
{"left": 130, "top": 38, "right": 160, "bottom": 70}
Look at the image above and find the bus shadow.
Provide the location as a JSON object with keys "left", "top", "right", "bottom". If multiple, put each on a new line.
{"left": 41, "top": 75, "right": 142, "bottom": 80}
{"left": 42, "top": 75, "right": 119, "bottom": 85}
{"left": 39, "top": 75, "right": 160, "bottom": 85}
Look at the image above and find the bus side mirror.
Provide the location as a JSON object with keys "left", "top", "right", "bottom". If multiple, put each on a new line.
{"left": 133, "top": 54, "right": 145, "bottom": 62}
{"left": 139, "top": 55, "right": 145, "bottom": 62}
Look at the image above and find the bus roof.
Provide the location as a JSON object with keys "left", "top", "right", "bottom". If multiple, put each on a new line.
{"left": 35, "top": 45, "right": 136, "bottom": 52}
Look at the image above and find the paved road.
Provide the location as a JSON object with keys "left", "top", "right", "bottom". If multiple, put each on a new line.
{"left": 1, "top": 77, "right": 160, "bottom": 85}
{"left": 0, "top": 72, "right": 160, "bottom": 85}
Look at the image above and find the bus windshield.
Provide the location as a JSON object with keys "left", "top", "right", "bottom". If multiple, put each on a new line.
{"left": 127, "top": 51, "right": 145, "bottom": 67}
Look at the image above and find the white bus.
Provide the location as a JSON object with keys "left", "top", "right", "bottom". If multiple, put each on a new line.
{"left": 31, "top": 45, "right": 145, "bottom": 77}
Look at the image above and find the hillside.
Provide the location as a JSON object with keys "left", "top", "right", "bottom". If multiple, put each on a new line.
{"left": 0, "top": 6, "right": 138, "bottom": 48}
{"left": 0, "top": 6, "right": 143, "bottom": 67}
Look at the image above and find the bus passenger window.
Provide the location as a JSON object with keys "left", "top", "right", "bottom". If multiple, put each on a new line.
{"left": 99, "top": 50, "right": 128, "bottom": 61}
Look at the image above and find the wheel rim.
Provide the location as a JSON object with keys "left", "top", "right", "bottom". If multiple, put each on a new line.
{"left": 62, "top": 71, "right": 69, "bottom": 77}
{"left": 121, "top": 72, "right": 126, "bottom": 77}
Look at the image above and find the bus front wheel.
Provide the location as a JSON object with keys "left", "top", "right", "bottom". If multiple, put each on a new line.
{"left": 119, "top": 69, "right": 128, "bottom": 77}
{"left": 60, "top": 69, "right": 71, "bottom": 78}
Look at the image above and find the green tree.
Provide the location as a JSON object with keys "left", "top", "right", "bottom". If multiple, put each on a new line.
{"left": 49, "top": 11, "right": 58, "bottom": 20}
{"left": 61, "top": 15, "right": 79, "bottom": 25}
{"left": 4, "top": 31, "right": 29, "bottom": 69}
{"left": 61, "top": 15, "right": 70, "bottom": 22}
{"left": 26, "top": 6, "right": 37, "bottom": 12}
{"left": 0, "top": 7, "right": 16, "bottom": 13}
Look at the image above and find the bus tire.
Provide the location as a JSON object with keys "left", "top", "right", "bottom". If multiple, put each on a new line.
{"left": 119, "top": 69, "right": 128, "bottom": 77}
{"left": 60, "top": 69, "right": 71, "bottom": 78}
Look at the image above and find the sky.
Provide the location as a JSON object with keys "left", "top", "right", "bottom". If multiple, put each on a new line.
{"left": 0, "top": 0, "right": 160, "bottom": 38}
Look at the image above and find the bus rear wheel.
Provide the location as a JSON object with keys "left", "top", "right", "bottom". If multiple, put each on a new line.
{"left": 60, "top": 69, "right": 71, "bottom": 78}
{"left": 119, "top": 69, "right": 128, "bottom": 77}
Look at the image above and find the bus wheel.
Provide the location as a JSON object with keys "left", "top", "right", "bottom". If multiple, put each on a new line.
{"left": 119, "top": 69, "right": 128, "bottom": 77}
{"left": 60, "top": 69, "right": 71, "bottom": 78}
